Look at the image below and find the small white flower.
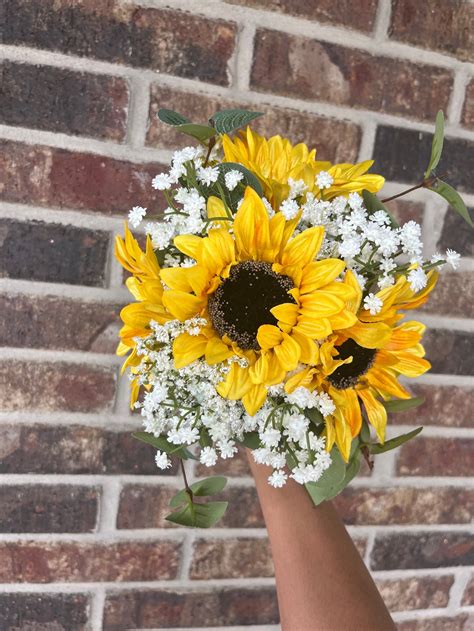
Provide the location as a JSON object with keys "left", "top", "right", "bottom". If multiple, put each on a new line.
{"left": 152, "top": 173, "right": 173, "bottom": 190}
{"left": 446, "top": 249, "right": 461, "bottom": 270}
{"left": 200, "top": 446, "right": 218, "bottom": 467}
{"left": 348, "top": 192, "right": 364, "bottom": 210}
{"left": 261, "top": 196, "right": 275, "bottom": 217}
{"left": 279, "top": 198, "right": 300, "bottom": 220}
{"left": 224, "top": 169, "right": 244, "bottom": 191}
{"left": 128, "top": 206, "right": 147, "bottom": 228}
{"left": 363, "top": 293, "right": 383, "bottom": 315}
{"left": 197, "top": 166, "right": 219, "bottom": 186}
{"left": 268, "top": 469, "right": 288, "bottom": 488}
{"left": 317, "top": 392, "right": 336, "bottom": 417}
{"left": 288, "top": 178, "right": 307, "bottom": 199}
{"left": 155, "top": 450, "right": 171, "bottom": 470}
{"left": 316, "top": 171, "right": 334, "bottom": 190}
{"left": 408, "top": 266, "right": 427, "bottom": 292}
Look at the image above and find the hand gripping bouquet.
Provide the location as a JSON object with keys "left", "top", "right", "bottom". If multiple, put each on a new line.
{"left": 116, "top": 109, "right": 470, "bottom": 527}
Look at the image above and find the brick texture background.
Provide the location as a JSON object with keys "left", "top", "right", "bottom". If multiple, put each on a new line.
{"left": 0, "top": 1, "right": 473, "bottom": 630}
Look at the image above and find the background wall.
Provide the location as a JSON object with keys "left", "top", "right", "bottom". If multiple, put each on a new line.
{"left": 0, "top": 0, "right": 473, "bottom": 629}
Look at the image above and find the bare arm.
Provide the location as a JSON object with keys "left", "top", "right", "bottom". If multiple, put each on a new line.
{"left": 247, "top": 451, "right": 395, "bottom": 631}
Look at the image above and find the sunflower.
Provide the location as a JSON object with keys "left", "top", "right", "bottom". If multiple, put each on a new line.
{"left": 286, "top": 271, "right": 437, "bottom": 460}
{"left": 222, "top": 128, "right": 385, "bottom": 208}
{"left": 145, "top": 186, "right": 362, "bottom": 415}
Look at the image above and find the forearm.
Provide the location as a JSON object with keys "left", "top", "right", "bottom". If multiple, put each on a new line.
{"left": 247, "top": 451, "right": 395, "bottom": 631}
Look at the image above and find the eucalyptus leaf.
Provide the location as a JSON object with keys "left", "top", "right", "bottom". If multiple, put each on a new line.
{"left": 170, "top": 476, "right": 228, "bottom": 508}
{"left": 424, "top": 110, "right": 444, "bottom": 178}
{"left": 362, "top": 190, "right": 399, "bottom": 228}
{"left": 132, "top": 431, "right": 197, "bottom": 460}
{"left": 430, "top": 180, "right": 473, "bottom": 227}
{"left": 240, "top": 431, "right": 261, "bottom": 449}
{"left": 383, "top": 397, "right": 424, "bottom": 413}
{"left": 369, "top": 427, "right": 423, "bottom": 455}
{"left": 157, "top": 108, "right": 189, "bottom": 126}
{"left": 210, "top": 109, "right": 264, "bottom": 135}
{"left": 166, "top": 501, "right": 228, "bottom": 528}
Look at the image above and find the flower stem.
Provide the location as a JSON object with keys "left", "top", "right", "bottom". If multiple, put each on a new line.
{"left": 381, "top": 174, "right": 443, "bottom": 204}
{"left": 180, "top": 459, "right": 193, "bottom": 501}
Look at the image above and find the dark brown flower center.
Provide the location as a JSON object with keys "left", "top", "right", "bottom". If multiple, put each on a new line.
{"left": 327, "top": 338, "right": 377, "bottom": 390}
{"left": 208, "top": 261, "right": 295, "bottom": 351}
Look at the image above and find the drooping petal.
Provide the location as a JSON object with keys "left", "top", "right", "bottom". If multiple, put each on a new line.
{"left": 274, "top": 332, "right": 301, "bottom": 371}
{"left": 173, "top": 333, "right": 208, "bottom": 368}
{"left": 357, "top": 388, "right": 387, "bottom": 443}
{"left": 243, "top": 384, "right": 268, "bottom": 415}
{"left": 205, "top": 336, "right": 234, "bottom": 364}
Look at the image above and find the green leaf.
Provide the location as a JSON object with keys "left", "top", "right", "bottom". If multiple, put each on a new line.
{"left": 430, "top": 180, "right": 473, "bottom": 227}
{"left": 157, "top": 108, "right": 188, "bottom": 126}
{"left": 199, "top": 429, "right": 213, "bottom": 448}
{"left": 369, "top": 427, "right": 423, "bottom": 455}
{"left": 240, "top": 431, "right": 261, "bottom": 449}
{"left": 306, "top": 447, "right": 361, "bottom": 506}
{"left": 210, "top": 109, "right": 264, "bottom": 135}
{"left": 382, "top": 397, "right": 425, "bottom": 413}
{"left": 218, "top": 162, "right": 263, "bottom": 196}
{"left": 170, "top": 476, "right": 228, "bottom": 508}
{"left": 362, "top": 190, "right": 399, "bottom": 228}
{"left": 166, "top": 501, "right": 228, "bottom": 528}
{"left": 424, "top": 110, "right": 444, "bottom": 178}
{"left": 132, "top": 431, "right": 196, "bottom": 460}
{"left": 305, "top": 407, "right": 324, "bottom": 425}
{"left": 176, "top": 123, "right": 216, "bottom": 142}
{"left": 360, "top": 419, "right": 371, "bottom": 443}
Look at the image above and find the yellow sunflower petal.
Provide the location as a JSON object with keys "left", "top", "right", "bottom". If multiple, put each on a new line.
{"left": 162, "top": 290, "right": 204, "bottom": 321}
{"left": 270, "top": 302, "right": 299, "bottom": 326}
{"left": 242, "top": 384, "right": 268, "bottom": 415}
{"left": 280, "top": 226, "right": 324, "bottom": 268}
{"left": 257, "top": 324, "right": 283, "bottom": 350}
{"left": 348, "top": 321, "right": 392, "bottom": 349}
{"left": 160, "top": 267, "right": 193, "bottom": 292}
{"left": 173, "top": 333, "right": 208, "bottom": 368}
{"left": 357, "top": 389, "right": 387, "bottom": 443}
{"left": 205, "top": 336, "right": 233, "bottom": 365}
{"left": 274, "top": 332, "right": 301, "bottom": 371}
{"left": 174, "top": 234, "right": 203, "bottom": 259}
{"left": 299, "top": 259, "right": 345, "bottom": 294}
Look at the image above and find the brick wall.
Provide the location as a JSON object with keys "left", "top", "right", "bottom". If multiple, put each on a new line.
{"left": 0, "top": 1, "right": 473, "bottom": 629}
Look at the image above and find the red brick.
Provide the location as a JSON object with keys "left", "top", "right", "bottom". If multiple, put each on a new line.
{"left": 0, "top": 361, "right": 116, "bottom": 413}
{"left": 397, "top": 437, "right": 473, "bottom": 477}
{"left": 0, "top": 540, "right": 181, "bottom": 582}
{"left": 0, "top": 485, "right": 99, "bottom": 533}
{"left": 376, "top": 575, "right": 453, "bottom": 612}
{"left": 424, "top": 329, "right": 474, "bottom": 376}
{"left": 393, "top": 384, "right": 473, "bottom": 428}
{"left": 195, "top": 445, "right": 251, "bottom": 477}
{"left": 421, "top": 273, "right": 474, "bottom": 318}
{"left": 462, "top": 79, "right": 474, "bottom": 129}
{"left": 371, "top": 531, "right": 474, "bottom": 570}
{"left": 389, "top": 0, "right": 474, "bottom": 63}
{"left": 388, "top": 199, "right": 424, "bottom": 225}
{"left": 148, "top": 85, "right": 361, "bottom": 163}
{"left": 225, "top": 0, "right": 378, "bottom": 32}
{"left": 190, "top": 537, "right": 274, "bottom": 579}
{"left": 251, "top": 29, "right": 453, "bottom": 121}
{"left": 0, "top": 425, "right": 176, "bottom": 475}
{"left": 0, "top": 139, "right": 165, "bottom": 215}
{"left": 0, "top": 593, "right": 90, "bottom": 630}
{"left": 437, "top": 209, "right": 474, "bottom": 257}
{"left": 462, "top": 575, "right": 474, "bottom": 605}
{"left": 4, "top": 1, "right": 236, "bottom": 85}
{"left": 397, "top": 614, "right": 474, "bottom": 631}
{"left": 0, "top": 61, "right": 128, "bottom": 141}
{"left": 0, "top": 294, "right": 122, "bottom": 353}
{"left": 335, "top": 487, "right": 473, "bottom": 525}
{"left": 103, "top": 587, "right": 279, "bottom": 628}
{"left": 0, "top": 219, "right": 109, "bottom": 287}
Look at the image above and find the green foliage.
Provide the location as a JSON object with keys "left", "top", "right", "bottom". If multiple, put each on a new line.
{"left": 240, "top": 431, "right": 261, "bottom": 449}
{"left": 362, "top": 190, "right": 399, "bottom": 228}
{"left": 431, "top": 180, "right": 473, "bottom": 227}
{"left": 367, "top": 427, "right": 423, "bottom": 455}
{"left": 132, "top": 431, "right": 197, "bottom": 460}
{"left": 157, "top": 108, "right": 216, "bottom": 143}
{"left": 157, "top": 108, "right": 188, "bottom": 126}
{"left": 424, "top": 110, "right": 445, "bottom": 178}
{"left": 382, "top": 397, "right": 424, "bottom": 413}
{"left": 305, "top": 444, "right": 360, "bottom": 506}
{"left": 170, "top": 476, "right": 227, "bottom": 507}
{"left": 166, "top": 476, "right": 228, "bottom": 528}
{"left": 210, "top": 109, "right": 264, "bottom": 135}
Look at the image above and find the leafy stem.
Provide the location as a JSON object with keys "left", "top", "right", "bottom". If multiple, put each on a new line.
{"left": 180, "top": 459, "right": 193, "bottom": 502}
{"left": 381, "top": 173, "right": 445, "bottom": 204}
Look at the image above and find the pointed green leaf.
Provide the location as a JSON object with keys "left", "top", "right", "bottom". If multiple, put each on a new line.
{"left": 176, "top": 123, "right": 216, "bottom": 142}
{"left": 306, "top": 447, "right": 360, "bottom": 506}
{"left": 382, "top": 397, "right": 424, "bottom": 413}
{"left": 157, "top": 108, "right": 188, "bottom": 126}
{"left": 360, "top": 420, "right": 371, "bottom": 443}
{"left": 165, "top": 500, "right": 228, "bottom": 528}
{"left": 424, "top": 110, "right": 444, "bottom": 178}
{"left": 170, "top": 476, "right": 228, "bottom": 508}
{"left": 132, "top": 431, "right": 197, "bottom": 460}
{"left": 362, "top": 190, "right": 399, "bottom": 228}
{"left": 430, "top": 180, "right": 473, "bottom": 227}
{"left": 210, "top": 109, "right": 264, "bottom": 135}
{"left": 305, "top": 407, "right": 324, "bottom": 425}
{"left": 240, "top": 431, "right": 261, "bottom": 449}
{"left": 369, "top": 427, "right": 423, "bottom": 455}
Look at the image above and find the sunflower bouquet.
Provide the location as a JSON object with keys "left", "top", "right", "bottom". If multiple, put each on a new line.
{"left": 116, "top": 108, "right": 470, "bottom": 527}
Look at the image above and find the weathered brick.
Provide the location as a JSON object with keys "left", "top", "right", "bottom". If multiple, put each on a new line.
{"left": 0, "top": 593, "right": 90, "bottom": 631}
{"left": 397, "top": 437, "right": 473, "bottom": 477}
{"left": 0, "top": 140, "right": 165, "bottom": 214}
{"left": 251, "top": 29, "right": 452, "bottom": 121}
{"left": 225, "top": 0, "right": 378, "bottom": 32}
{"left": 371, "top": 532, "right": 474, "bottom": 570}
{"left": 397, "top": 614, "right": 474, "bottom": 631}
{"left": 388, "top": 199, "right": 425, "bottom": 225}
{"left": 462, "top": 575, "right": 474, "bottom": 605}
{"left": 373, "top": 126, "right": 474, "bottom": 196}
{"left": 195, "top": 445, "right": 251, "bottom": 477}
{"left": 190, "top": 538, "right": 274, "bottom": 579}
{"left": 0, "top": 425, "right": 176, "bottom": 475}
{"left": 103, "top": 587, "right": 279, "bottom": 629}
{"left": 0, "top": 485, "right": 98, "bottom": 533}
{"left": 437, "top": 210, "right": 474, "bottom": 257}
{"left": 335, "top": 487, "right": 473, "bottom": 525}
{"left": 0, "top": 61, "right": 129, "bottom": 141}
{"left": 0, "top": 361, "right": 116, "bottom": 413}
{"left": 4, "top": 1, "right": 236, "bottom": 86}
{"left": 376, "top": 575, "right": 453, "bottom": 612}
{"left": 424, "top": 329, "right": 474, "bottom": 376}
{"left": 390, "top": 384, "right": 473, "bottom": 428}
{"left": 421, "top": 273, "right": 474, "bottom": 318}
{"left": 389, "top": 0, "right": 474, "bottom": 63}
{"left": 148, "top": 85, "right": 361, "bottom": 163}
{"left": 0, "top": 294, "right": 121, "bottom": 353}
{"left": 0, "top": 219, "right": 109, "bottom": 287}
{"left": 462, "top": 79, "right": 474, "bottom": 129}
{"left": 0, "top": 540, "right": 181, "bottom": 582}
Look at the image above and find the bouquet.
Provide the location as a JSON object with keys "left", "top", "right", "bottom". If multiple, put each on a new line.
{"left": 115, "top": 108, "right": 470, "bottom": 527}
